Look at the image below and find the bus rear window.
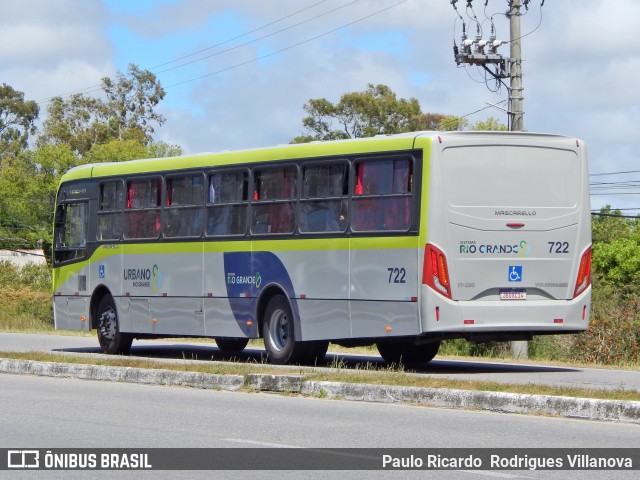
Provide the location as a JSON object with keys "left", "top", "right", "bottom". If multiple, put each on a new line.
{"left": 443, "top": 146, "right": 579, "bottom": 208}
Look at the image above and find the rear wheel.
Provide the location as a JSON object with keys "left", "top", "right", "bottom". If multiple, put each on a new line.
{"left": 97, "top": 295, "right": 132, "bottom": 355}
{"left": 263, "top": 295, "right": 304, "bottom": 365}
{"left": 299, "top": 340, "right": 329, "bottom": 365}
{"left": 215, "top": 337, "right": 249, "bottom": 353}
{"left": 376, "top": 340, "right": 440, "bottom": 365}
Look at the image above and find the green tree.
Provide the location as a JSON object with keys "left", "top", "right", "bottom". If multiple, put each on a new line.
{"left": 292, "top": 84, "right": 503, "bottom": 143}
{"left": 40, "top": 94, "right": 108, "bottom": 156}
{"left": 0, "top": 84, "right": 39, "bottom": 158}
{"left": 473, "top": 116, "right": 508, "bottom": 131}
{"left": 591, "top": 206, "right": 640, "bottom": 295}
{"left": 1, "top": 67, "right": 178, "bottom": 255}
{"left": 101, "top": 64, "right": 166, "bottom": 143}
{"left": 40, "top": 64, "right": 166, "bottom": 155}
{"left": 0, "top": 144, "right": 77, "bottom": 250}
{"left": 82, "top": 139, "right": 181, "bottom": 164}
{"left": 438, "top": 114, "right": 469, "bottom": 131}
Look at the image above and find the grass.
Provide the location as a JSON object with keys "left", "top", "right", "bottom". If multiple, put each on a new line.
{"left": 1, "top": 350, "right": 639, "bottom": 403}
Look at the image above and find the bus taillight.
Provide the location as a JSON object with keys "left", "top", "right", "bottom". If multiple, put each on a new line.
{"left": 573, "top": 246, "right": 592, "bottom": 298}
{"left": 423, "top": 244, "right": 451, "bottom": 299}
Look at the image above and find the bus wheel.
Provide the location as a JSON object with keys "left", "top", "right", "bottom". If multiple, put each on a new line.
{"left": 376, "top": 340, "right": 440, "bottom": 365}
{"left": 263, "top": 295, "right": 302, "bottom": 365}
{"left": 215, "top": 338, "right": 249, "bottom": 353}
{"left": 300, "top": 341, "right": 329, "bottom": 365}
{"left": 97, "top": 295, "right": 132, "bottom": 355}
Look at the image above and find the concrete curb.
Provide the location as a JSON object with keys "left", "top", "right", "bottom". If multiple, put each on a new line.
{"left": 1, "top": 358, "right": 639, "bottom": 424}
{"left": 0, "top": 358, "right": 244, "bottom": 391}
{"left": 300, "top": 381, "right": 640, "bottom": 424}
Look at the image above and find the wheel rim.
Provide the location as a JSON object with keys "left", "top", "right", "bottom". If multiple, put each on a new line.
{"left": 99, "top": 306, "right": 117, "bottom": 342}
{"left": 267, "top": 308, "right": 289, "bottom": 352}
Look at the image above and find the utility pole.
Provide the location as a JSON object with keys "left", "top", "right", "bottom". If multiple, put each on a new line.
{"left": 507, "top": 0, "right": 528, "bottom": 360}
{"left": 452, "top": 0, "right": 528, "bottom": 131}
{"left": 453, "top": 0, "right": 529, "bottom": 359}
{"left": 509, "top": 0, "right": 524, "bottom": 132}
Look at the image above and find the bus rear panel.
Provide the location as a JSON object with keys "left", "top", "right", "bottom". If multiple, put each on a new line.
{"left": 420, "top": 132, "right": 591, "bottom": 342}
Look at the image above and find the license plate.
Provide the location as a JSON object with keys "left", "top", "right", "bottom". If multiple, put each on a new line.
{"left": 500, "top": 289, "right": 527, "bottom": 300}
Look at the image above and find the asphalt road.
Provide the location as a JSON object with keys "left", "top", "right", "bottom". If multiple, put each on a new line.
{"left": 1, "top": 373, "right": 639, "bottom": 480}
{"left": 0, "top": 332, "right": 639, "bottom": 392}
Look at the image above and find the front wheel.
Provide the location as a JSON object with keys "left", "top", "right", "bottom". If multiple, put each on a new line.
{"left": 263, "top": 295, "right": 304, "bottom": 365}
{"left": 97, "top": 295, "right": 133, "bottom": 355}
{"left": 376, "top": 340, "right": 440, "bottom": 365}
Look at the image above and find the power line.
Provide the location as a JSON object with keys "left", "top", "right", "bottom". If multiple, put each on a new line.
{"left": 34, "top": 0, "right": 362, "bottom": 105}
{"left": 154, "top": 0, "right": 361, "bottom": 75}
{"left": 40, "top": 1, "right": 406, "bottom": 104}
{"left": 591, "top": 192, "right": 640, "bottom": 196}
{"left": 591, "top": 212, "right": 640, "bottom": 219}
{"left": 164, "top": 0, "right": 409, "bottom": 90}
{"left": 591, "top": 208, "right": 640, "bottom": 212}
{"left": 590, "top": 170, "right": 640, "bottom": 177}
{"left": 149, "top": 0, "right": 333, "bottom": 71}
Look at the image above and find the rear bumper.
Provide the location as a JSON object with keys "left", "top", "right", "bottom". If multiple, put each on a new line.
{"left": 420, "top": 285, "right": 591, "bottom": 334}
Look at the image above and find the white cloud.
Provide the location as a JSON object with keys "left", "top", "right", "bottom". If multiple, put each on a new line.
{"left": 1, "top": 0, "right": 113, "bottom": 100}
{"left": 4, "top": 0, "right": 640, "bottom": 210}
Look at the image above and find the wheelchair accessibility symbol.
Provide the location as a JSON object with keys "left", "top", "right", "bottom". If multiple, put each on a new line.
{"left": 508, "top": 266, "right": 523, "bottom": 282}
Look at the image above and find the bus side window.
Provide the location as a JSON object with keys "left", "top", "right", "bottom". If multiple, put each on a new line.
{"left": 352, "top": 158, "right": 412, "bottom": 232}
{"left": 300, "top": 162, "right": 348, "bottom": 233}
{"left": 124, "top": 178, "right": 162, "bottom": 239}
{"left": 206, "top": 170, "right": 248, "bottom": 236}
{"left": 164, "top": 174, "right": 204, "bottom": 238}
{"left": 97, "top": 181, "right": 123, "bottom": 241}
{"left": 251, "top": 166, "right": 296, "bottom": 234}
{"left": 384, "top": 159, "right": 411, "bottom": 230}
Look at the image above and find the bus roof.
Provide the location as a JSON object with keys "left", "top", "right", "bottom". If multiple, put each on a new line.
{"left": 58, "top": 130, "right": 577, "bottom": 183}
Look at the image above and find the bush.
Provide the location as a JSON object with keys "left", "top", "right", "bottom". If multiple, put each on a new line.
{"left": 0, "top": 260, "right": 51, "bottom": 291}
{"left": 0, "top": 261, "right": 53, "bottom": 331}
{"left": 569, "top": 292, "right": 639, "bottom": 365}
{"left": 0, "top": 287, "right": 53, "bottom": 331}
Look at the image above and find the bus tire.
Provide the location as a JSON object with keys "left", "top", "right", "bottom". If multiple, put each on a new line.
{"left": 215, "top": 337, "right": 249, "bottom": 353}
{"left": 96, "top": 295, "right": 133, "bottom": 355}
{"left": 376, "top": 340, "right": 440, "bottom": 365}
{"left": 263, "top": 294, "right": 303, "bottom": 365}
{"left": 300, "top": 340, "right": 329, "bottom": 365}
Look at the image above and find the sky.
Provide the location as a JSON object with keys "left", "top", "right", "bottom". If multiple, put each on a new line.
{"left": 3, "top": 0, "right": 640, "bottom": 212}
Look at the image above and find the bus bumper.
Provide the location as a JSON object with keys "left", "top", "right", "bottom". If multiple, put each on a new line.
{"left": 420, "top": 285, "right": 591, "bottom": 335}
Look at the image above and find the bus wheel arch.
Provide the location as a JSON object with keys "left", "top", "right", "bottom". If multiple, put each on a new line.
{"left": 256, "top": 285, "right": 290, "bottom": 339}
{"left": 258, "top": 288, "right": 302, "bottom": 365}
{"left": 94, "top": 290, "right": 133, "bottom": 355}
{"left": 90, "top": 285, "right": 113, "bottom": 330}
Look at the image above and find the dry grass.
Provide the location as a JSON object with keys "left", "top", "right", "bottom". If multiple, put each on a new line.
{"left": 0, "top": 287, "right": 53, "bottom": 332}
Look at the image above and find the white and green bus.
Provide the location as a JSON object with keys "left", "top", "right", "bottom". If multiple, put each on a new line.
{"left": 52, "top": 131, "right": 592, "bottom": 364}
